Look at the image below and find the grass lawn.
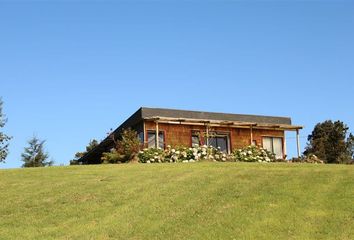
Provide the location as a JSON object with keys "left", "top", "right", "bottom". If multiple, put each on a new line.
{"left": 0, "top": 162, "right": 353, "bottom": 239}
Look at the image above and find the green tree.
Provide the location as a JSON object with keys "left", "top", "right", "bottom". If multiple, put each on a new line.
{"left": 21, "top": 137, "right": 53, "bottom": 167}
{"left": 304, "top": 120, "right": 354, "bottom": 163}
{"left": 101, "top": 128, "right": 140, "bottom": 163}
{"left": 70, "top": 139, "right": 99, "bottom": 165}
{"left": 0, "top": 98, "right": 11, "bottom": 163}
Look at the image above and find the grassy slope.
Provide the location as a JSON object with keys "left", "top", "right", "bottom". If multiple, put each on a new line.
{"left": 0, "top": 163, "right": 353, "bottom": 240}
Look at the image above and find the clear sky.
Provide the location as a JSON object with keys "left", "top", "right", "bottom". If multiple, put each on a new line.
{"left": 1, "top": 1, "right": 353, "bottom": 168}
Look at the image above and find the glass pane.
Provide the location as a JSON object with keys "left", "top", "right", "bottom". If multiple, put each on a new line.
{"left": 273, "top": 137, "right": 283, "bottom": 159}
{"left": 192, "top": 136, "right": 200, "bottom": 146}
{"left": 138, "top": 132, "right": 144, "bottom": 144}
{"left": 262, "top": 137, "right": 272, "bottom": 152}
{"left": 216, "top": 137, "right": 228, "bottom": 153}
{"left": 158, "top": 132, "right": 164, "bottom": 149}
{"left": 209, "top": 137, "right": 217, "bottom": 148}
{"left": 147, "top": 132, "right": 156, "bottom": 148}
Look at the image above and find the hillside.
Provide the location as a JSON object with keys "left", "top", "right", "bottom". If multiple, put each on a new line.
{"left": 0, "top": 163, "right": 353, "bottom": 239}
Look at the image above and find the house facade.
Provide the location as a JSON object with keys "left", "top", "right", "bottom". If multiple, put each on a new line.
{"left": 80, "top": 107, "right": 303, "bottom": 164}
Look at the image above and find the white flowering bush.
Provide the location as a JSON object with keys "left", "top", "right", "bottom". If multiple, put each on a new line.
{"left": 138, "top": 145, "right": 279, "bottom": 163}
{"left": 232, "top": 145, "right": 276, "bottom": 163}
{"left": 137, "top": 148, "right": 165, "bottom": 163}
{"left": 138, "top": 145, "right": 229, "bottom": 163}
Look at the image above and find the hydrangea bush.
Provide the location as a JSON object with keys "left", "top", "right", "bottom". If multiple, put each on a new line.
{"left": 138, "top": 145, "right": 283, "bottom": 163}
{"left": 232, "top": 145, "right": 276, "bottom": 163}
{"left": 137, "top": 148, "right": 165, "bottom": 163}
{"left": 138, "top": 145, "right": 228, "bottom": 163}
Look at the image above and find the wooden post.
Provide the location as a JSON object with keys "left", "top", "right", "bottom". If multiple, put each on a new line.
{"left": 283, "top": 132, "right": 287, "bottom": 159}
{"left": 206, "top": 124, "right": 209, "bottom": 147}
{"left": 155, "top": 121, "right": 159, "bottom": 149}
{"left": 250, "top": 125, "right": 253, "bottom": 145}
{"left": 143, "top": 121, "right": 146, "bottom": 148}
{"left": 296, "top": 129, "right": 301, "bottom": 158}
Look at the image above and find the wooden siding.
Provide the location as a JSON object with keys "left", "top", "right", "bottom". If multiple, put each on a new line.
{"left": 144, "top": 121, "right": 285, "bottom": 155}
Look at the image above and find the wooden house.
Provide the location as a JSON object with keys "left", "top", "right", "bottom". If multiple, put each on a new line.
{"left": 80, "top": 107, "right": 303, "bottom": 164}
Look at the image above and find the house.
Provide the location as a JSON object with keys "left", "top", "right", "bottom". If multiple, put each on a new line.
{"left": 79, "top": 107, "right": 303, "bottom": 164}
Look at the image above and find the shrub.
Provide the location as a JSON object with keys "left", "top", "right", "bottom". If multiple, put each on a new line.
{"left": 138, "top": 148, "right": 165, "bottom": 163}
{"left": 101, "top": 149, "right": 125, "bottom": 164}
{"left": 138, "top": 145, "right": 228, "bottom": 163}
{"left": 289, "top": 154, "right": 324, "bottom": 164}
{"left": 101, "top": 128, "right": 140, "bottom": 164}
{"left": 303, "top": 154, "right": 324, "bottom": 163}
{"left": 232, "top": 145, "right": 276, "bottom": 163}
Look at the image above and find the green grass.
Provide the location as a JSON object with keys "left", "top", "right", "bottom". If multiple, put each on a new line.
{"left": 0, "top": 163, "right": 353, "bottom": 240}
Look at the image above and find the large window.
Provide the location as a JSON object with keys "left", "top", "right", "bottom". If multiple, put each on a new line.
{"left": 206, "top": 133, "right": 230, "bottom": 153}
{"left": 262, "top": 137, "right": 283, "bottom": 159}
{"left": 147, "top": 131, "right": 165, "bottom": 149}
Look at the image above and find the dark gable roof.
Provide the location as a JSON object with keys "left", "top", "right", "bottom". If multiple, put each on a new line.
{"left": 141, "top": 107, "right": 292, "bottom": 125}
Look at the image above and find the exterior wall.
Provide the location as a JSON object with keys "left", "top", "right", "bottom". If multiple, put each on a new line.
{"left": 144, "top": 121, "right": 285, "bottom": 156}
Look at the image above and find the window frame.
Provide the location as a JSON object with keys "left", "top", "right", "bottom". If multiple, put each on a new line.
{"left": 205, "top": 131, "right": 231, "bottom": 154}
{"left": 146, "top": 130, "right": 165, "bottom": 149}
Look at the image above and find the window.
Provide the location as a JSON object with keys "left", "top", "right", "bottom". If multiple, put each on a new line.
{"left": 206, "top": 132, "right": 230, "bottom": 153}
{"left": 138, "top": 132, "right": 144, "bottom": 144}
{"left": 147, "top": 131, "right": 165, "bottom": 149}
{"left": 191, "top": 131, "right": 201, "bottom": 147}
{"left": 262, "top": 137, "right": 283, "bottom": 159}
{"left": 252, "top": 140, "right": 257, "bottom": 146}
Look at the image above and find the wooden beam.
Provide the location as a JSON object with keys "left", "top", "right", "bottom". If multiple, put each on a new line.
{"left": 283, "top": 132, "right": 287, "bottom": 159}
{"left": 143, "top": 120, "right": 146, "bottom": 148}
{"left": 206, "top": 124, "right": 209, "bottom": 147}
{"left": 143, "top": 116, "right": 303, "bottom": 131}
{"left": 155, "top": 121, "right": 159, "bottom": 149}
{"left": 250, "top": 125, "right": 253, "bottom": 145}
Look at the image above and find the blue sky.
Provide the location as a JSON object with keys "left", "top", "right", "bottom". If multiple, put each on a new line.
{"left": 1, "top": 1, "right": 353, "bottom": 168}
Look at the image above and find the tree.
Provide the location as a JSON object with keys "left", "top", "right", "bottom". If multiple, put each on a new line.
{"left": 70, "top": 139, "right": 99, "bottom": 165}
{"left": 21, "top": 137, "right": 53, "bottom": 167}
{"left": 101, "top": 128, "right": 140, "bottom": 163}
{"left": 304, "top": 120, "right": 354, "bottom": 163}
{"left": 0, "top": 98, "right": 11, "bottom": 163}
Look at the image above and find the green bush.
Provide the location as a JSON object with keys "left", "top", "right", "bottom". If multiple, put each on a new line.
{"left": 101, "top": 149, "right": 125, "bottom": 164}
{"left": 289, "top": 154, "right": 324, "bottom": 164}
{"left": 138, "top": 148, "right": 165, "bottom": 163}
{"left": 101, "top": 128, "right": 140, "bottom": 164}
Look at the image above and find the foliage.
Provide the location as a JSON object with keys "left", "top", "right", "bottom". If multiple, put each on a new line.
{"left": 101, "top": 128, "right": 140, "bottom": 163}
{"left": 302, "top": 154, "right": 324, "bottom": 164}
{"left": 290, "top": 154, "right": 324, "bottom": 164}
{"left": 232, "top": 145, "right": 277, "bottom": 162}
{"left": 101, "top": 149, "right": 125, "bottom": 164}
{"left": 70, "top": 139, "right": 99, "bottom": 165}
{"left": 304, "top": 120, "right": 354, "bottom": 164}
{"left": 137, "top": 147, "right": 165, "bottom": 163}
{"left": 21, "top": 137, "right": 53, "bottom": 167}
{"left": 0, "top": 98, "right": 11, "bottom": 163}
{"left": 138, "top": 145, "right": 228, "bottom": 163}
